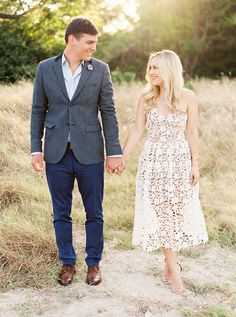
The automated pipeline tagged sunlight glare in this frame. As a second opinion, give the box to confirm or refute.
[103,0,139,34]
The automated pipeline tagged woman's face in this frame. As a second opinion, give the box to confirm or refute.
[149,57,163,86]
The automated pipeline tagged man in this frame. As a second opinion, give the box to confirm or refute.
[30,17,124,286]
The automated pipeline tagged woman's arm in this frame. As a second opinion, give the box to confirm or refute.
[122,96,146,161]
[185,90,200,185]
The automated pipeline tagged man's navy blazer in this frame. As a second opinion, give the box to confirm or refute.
[30,53,122,164]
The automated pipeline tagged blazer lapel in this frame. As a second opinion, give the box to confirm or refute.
[53,54,70,101]
[71,61,92,102]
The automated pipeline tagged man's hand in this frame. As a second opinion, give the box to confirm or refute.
[31,154,44,172]
[106,157,125,174]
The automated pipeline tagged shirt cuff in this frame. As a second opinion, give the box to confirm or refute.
[107,155,123,158]
[31,152,42,156]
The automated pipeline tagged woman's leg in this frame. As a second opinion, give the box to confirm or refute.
[161,248,171,283]
[163,248,183,294]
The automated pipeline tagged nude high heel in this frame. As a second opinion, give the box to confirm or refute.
[170,263,183,294]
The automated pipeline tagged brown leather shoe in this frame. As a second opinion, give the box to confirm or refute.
[86,265,102,286]
[58,265,76,286]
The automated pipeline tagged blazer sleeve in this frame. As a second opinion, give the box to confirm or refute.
[98,64,122,156]
[30,62,48,154]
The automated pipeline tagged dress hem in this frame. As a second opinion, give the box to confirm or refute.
[132,239,208,253]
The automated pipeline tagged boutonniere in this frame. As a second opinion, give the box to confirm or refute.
[87,63,93,71]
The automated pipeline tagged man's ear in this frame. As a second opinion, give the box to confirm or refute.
[68,34,75,45]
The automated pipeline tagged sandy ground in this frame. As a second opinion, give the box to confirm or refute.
[0,237,235,317]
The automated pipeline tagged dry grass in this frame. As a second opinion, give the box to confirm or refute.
[183,306,232,317]
[0,78,235,290]
[0,220,58,290]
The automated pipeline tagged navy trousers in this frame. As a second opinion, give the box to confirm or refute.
[46,149,104,267]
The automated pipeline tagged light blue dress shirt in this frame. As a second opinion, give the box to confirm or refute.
[62,53,83,101]
[62,53,83,142]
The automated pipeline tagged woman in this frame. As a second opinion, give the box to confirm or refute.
[122,50,208,294]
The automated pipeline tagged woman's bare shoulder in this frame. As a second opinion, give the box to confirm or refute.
[181,87,196,99]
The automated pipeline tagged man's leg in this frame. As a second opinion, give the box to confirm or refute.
[74,157,104,267]
[46,150,76,266]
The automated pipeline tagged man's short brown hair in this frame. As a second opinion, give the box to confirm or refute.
[65,17,100,43]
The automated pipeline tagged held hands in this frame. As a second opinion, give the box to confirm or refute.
[31,154,44,172]
[190,165,199,186]
[106,157,126,175]
[32,155,126,174]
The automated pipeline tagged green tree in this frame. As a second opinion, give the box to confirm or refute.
[0,0,124,82]
[1,0,235,82]
[104,0,236,78]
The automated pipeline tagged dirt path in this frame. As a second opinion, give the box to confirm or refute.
[0,239,235,317]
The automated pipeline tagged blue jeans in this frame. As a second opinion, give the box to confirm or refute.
[46,149,104,267]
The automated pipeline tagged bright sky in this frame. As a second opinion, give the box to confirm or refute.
[102,0,139,33]
[104,0,138,16]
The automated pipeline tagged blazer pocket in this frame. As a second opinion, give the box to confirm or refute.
[44,121,55,128]
[85,124,102,133]
[84,82,98,88]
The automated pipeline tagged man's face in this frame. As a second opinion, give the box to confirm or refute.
[70,33,98,61]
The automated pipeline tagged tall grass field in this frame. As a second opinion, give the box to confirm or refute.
[0,78,235,291]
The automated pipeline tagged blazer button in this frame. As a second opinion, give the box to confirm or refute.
[70,103,73,107]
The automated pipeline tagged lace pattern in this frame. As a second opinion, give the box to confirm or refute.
[132,108,208,251]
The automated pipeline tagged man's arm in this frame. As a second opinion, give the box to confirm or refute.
[99,64,122,157]
[99,64,123,173]
[30,62,48,172]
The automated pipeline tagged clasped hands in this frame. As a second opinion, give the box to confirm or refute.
[32,155,127,175]
[106,157,126,175]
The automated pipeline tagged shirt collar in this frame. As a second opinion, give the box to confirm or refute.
[62,52,84,67]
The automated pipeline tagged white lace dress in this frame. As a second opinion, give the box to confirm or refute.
[132,108,208,251]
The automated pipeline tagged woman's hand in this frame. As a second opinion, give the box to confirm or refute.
[110,156,127,175]
[190,165,199,186]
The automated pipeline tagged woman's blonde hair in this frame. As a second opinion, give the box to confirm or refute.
[143,50,184,113]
